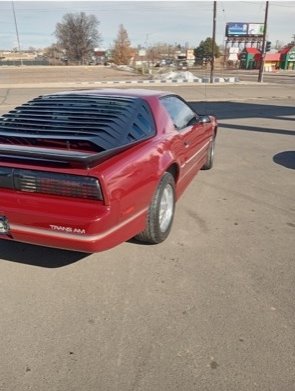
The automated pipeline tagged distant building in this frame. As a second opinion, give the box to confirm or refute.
[0,50,49,66]
[93,48,107,64]
[239,47,260,69]
[260,53,281,71]
[239,46,294,71]
[186,49,195,66]
[279,45,295,70]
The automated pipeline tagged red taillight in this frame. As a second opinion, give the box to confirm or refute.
[14,169,103,200]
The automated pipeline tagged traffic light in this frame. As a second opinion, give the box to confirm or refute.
[265,41,271,52]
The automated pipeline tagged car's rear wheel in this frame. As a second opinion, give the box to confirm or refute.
[136,172,175,244]
[202,138,215,170]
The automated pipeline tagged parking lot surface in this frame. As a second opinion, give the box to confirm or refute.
[0,71,294,391]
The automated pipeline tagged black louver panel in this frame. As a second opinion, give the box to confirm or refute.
[0,94,156,152]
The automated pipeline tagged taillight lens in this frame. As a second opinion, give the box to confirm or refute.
[13,169,103,200]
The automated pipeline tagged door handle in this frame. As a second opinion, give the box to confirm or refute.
[184,141,190,148]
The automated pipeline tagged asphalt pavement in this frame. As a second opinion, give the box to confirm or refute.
[0,71,294,391]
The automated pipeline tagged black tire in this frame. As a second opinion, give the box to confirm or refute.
[202,138,215,170]
[135,172,175,244]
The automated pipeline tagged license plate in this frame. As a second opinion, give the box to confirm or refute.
[0,216,10,234]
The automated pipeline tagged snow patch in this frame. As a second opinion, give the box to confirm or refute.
[157,71,201,81]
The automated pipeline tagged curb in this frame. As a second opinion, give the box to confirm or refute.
[0,77,243,89]
[88,77,240,85]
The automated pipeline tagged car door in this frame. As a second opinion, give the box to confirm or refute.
[160,95,210,180]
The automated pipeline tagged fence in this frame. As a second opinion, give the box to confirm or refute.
[0,59,49,66]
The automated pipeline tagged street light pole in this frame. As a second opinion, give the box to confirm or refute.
[210,1,217,83]
[258,1,269,82]
[11,0,23,66]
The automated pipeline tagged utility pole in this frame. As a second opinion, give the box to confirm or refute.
[210,1,217,83]
[258,1,269,82]
[11,1,23,66]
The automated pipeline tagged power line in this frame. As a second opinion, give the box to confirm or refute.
[270,2,295,7]
[219,1,227,23]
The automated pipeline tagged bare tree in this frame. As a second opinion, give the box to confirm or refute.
[147,42,177,63]
[112,25,133,65]
[55,12,101,64]
[44,43,65,65]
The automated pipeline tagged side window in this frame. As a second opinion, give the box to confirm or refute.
[161,96,197,130]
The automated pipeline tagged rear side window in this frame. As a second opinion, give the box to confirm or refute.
[160,96,196,130]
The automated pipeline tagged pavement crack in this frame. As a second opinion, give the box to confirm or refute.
[0,88,10,106]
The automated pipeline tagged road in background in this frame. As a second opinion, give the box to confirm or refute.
[190,68,295,85]
[1,65,295,86]
[1,81,294,115]
[0,79,294,391]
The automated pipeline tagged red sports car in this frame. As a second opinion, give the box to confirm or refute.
[0,89,217,252]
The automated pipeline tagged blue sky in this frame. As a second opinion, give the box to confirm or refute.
[0,1,294,50]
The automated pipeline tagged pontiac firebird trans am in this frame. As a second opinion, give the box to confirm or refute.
[0,89,217,252]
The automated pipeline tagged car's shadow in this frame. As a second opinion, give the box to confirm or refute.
[0,241,89,268]
[273,151,295,169]
[189,100,295,137]
[189,101,295,170]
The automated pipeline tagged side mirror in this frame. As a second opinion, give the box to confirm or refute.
[199,115,211,124]
[186,115,199,126]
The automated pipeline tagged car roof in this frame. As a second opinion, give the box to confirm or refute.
[49,88,171,99]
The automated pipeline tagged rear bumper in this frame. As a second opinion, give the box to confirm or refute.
[0,209,146,253]
[0,191,147,252]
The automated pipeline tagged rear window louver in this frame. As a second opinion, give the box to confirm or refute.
[0,94,156,152]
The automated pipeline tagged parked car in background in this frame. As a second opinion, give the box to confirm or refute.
[0,89,217,252]
[177,60,188,70]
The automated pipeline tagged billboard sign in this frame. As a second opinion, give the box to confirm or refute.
[226,22,264,37]
[248,23,264,36]
[226,23,248,37]
[228,53,238,61]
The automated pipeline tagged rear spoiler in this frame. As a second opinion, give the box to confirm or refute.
[0,142,144,169]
